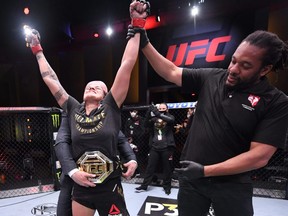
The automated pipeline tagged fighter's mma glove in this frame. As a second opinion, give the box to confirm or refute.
[174,161,204,181]
[126,26,150,49]
[25,29,43,55]
[127,0,150,48]
[130,0,150,28]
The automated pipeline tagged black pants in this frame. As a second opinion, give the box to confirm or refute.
[178,178,254,216]
[57,175,73,216]
[142,148,174,189]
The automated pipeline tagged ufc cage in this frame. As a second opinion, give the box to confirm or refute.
[0,107,61,198]
[120,102,288,200]
[0,104,287,200]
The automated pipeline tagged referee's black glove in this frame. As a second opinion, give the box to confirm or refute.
[174,161,204,181]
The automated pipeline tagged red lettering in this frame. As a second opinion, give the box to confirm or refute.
[206,36,232,62]
[185,39,209,65]
[166,43,188,66]
[165,35,232,66]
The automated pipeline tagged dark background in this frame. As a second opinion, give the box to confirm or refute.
[0,0,288,107]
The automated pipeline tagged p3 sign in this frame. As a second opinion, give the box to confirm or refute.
[138,196,178,216]
[145,202,178,215]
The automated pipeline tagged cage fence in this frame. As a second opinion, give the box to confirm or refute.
[120,102,288,200]
[0,107,61,199]
[0,104,287,200]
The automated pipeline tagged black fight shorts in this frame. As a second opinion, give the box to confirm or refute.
[72,177,130,216]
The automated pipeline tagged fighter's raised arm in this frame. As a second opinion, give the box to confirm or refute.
[127,2,183,86]
[110,0,150,107]
[24,26,69,110]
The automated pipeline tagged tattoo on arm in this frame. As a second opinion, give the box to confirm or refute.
[54,88,65,102]
[36,54,67,106]
[36,54,42,60]
[41,71,50,78]
[41,69,58,81]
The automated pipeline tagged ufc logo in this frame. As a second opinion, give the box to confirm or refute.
[166,35,232,66]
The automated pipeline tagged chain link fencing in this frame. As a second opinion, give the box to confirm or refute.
[0,104,287,201]
[0,107,61,198]
[120,103,288,200]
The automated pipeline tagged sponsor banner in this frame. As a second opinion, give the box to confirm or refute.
[167,101,197,109]
[51,113,60,128]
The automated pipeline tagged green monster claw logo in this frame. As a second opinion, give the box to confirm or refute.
[51,114,60,128]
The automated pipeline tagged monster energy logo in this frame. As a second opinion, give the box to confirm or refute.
[51,114,60,128]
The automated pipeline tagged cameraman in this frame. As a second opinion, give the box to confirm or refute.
[135,103,176,195]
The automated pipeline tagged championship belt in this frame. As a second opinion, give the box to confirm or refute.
[77,151,114,184]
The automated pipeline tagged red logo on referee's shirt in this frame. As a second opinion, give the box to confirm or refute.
[248,95,260,107]
[109,204,121,215]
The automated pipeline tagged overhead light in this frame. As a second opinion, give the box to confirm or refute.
[93,32,99,38]
[191,6,199,17]
[24,7,30,15]
[105,26,113,37]
[156,15,161,22]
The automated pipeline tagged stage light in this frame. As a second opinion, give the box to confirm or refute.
[93,32,99,38]
[191,6,199,16]
[24,7,30,15]
[156,15,161,22]
[105,26,113,37]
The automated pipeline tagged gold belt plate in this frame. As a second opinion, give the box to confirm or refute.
[77,151,114,184]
